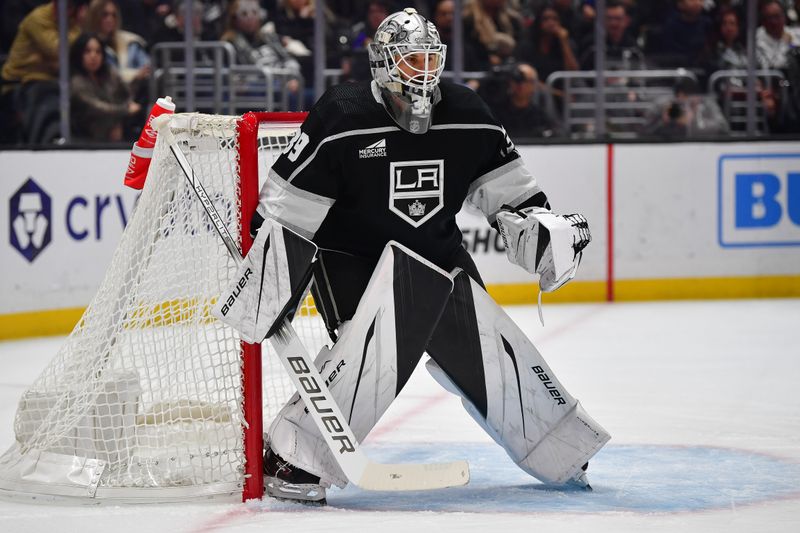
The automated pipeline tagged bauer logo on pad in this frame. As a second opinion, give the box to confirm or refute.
[389,159,444,227]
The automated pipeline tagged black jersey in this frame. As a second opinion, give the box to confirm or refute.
[258,80,547,269]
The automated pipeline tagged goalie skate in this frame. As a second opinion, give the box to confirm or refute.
[264,447,327,505]
[565,463,592,491]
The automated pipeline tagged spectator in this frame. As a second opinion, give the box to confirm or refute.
[87,0,151,90]
[350,0,391,50]
[274,0,338,57]
[657,0,712,71]
[711,6,747,71]
[708,6,749,120]
[69,32,141,141]
[221,0,300,73]
[789,0,800,26]
[324,0,364,22]
[572,0,640,33]
[462,0,524,71]
[641,77,729,138]
[756,0,800,70]
[575,0,595,22]
[273,0,340,91]
[2,0,89,89]
[776,46,800,131]
[327,0,441,21]
[746,42,800,134]
[492,62,562,139]
[637,0,675,56]
[517,4,579,83]
[578,0,644,70]
[433,0,455,68]
[760,83,799,133]
[151,0,215,44]
[346,0,392,81]
[117,0,171,45]
[552,0,593,45]
[706,0,746,23]
[1,0,50,55]
[1,0,90,143]
[221,0,302,101]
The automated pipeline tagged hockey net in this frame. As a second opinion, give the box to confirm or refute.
[0,112,330,502]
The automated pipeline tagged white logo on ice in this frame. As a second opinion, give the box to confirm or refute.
[358,138,387,159]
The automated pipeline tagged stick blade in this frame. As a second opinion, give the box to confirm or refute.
[357,460,470,491]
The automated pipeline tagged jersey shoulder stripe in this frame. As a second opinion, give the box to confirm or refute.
[429,123,505,133]
[314,82,392,135]
[435,81,502,127]
[286,125,401,183]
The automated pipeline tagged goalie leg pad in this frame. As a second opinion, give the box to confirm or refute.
[212,218,318,343]
[426,270,610,484]
[268,242,454,488]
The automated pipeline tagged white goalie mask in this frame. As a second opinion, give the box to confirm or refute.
[368,8,447,134]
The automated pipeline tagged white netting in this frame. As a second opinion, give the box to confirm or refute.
[0,113,329,501]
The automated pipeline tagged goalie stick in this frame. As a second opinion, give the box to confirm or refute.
[156,116,470,492]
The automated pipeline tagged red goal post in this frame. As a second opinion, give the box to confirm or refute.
[238,111,309,501]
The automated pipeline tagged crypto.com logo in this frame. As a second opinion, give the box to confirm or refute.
[9,178,52,262]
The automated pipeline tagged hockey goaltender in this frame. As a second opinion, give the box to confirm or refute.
[218,7,610,505]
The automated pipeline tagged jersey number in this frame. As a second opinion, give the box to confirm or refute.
[282,131,310,162]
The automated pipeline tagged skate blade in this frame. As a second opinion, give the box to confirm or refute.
[265,477,327,505]
[565,471,593,491]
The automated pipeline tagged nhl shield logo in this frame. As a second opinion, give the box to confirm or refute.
[389,159,444,227]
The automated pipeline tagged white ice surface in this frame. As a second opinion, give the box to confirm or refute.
[0,299,798,532]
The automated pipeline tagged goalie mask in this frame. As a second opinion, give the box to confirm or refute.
[369,8,446,134]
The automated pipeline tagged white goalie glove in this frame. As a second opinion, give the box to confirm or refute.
[495,205,591,292]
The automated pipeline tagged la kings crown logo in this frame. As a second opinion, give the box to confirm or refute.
[389,159,444,227]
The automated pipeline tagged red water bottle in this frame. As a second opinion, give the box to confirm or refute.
[124,96,176,190]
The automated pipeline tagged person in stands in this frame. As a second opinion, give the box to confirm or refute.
[69,32,142,141]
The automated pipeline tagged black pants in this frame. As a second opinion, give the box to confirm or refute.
[310,245,491,419]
